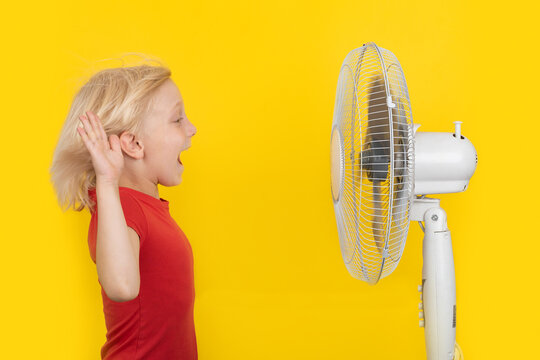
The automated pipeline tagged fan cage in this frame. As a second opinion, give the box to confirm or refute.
[331,42,415,284]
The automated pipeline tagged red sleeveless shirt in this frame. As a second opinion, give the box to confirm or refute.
[87,186,197,359]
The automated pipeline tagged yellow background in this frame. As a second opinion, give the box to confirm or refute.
[1,0,538,358]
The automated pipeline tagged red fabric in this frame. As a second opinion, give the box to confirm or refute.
[87,186,197,360]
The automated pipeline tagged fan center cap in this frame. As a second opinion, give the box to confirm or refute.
[331,126,343,202]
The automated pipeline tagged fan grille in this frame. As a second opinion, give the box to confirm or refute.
[331,43,415,284]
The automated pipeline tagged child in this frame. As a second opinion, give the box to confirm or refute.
[49,64,198,359]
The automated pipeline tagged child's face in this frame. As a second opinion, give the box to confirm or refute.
[140,79,197,186]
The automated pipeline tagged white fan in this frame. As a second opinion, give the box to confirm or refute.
[330,42,477,360]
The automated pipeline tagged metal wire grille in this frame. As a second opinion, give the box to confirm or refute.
[331,42,415,284]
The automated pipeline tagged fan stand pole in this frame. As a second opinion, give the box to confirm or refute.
[413,198,457,360]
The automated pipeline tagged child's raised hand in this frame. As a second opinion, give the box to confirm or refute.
[77,111,125,185]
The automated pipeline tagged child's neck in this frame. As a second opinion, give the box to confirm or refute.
[118,177,160,200]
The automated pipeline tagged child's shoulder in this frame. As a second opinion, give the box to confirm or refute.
[88,186,147,221]
[88,186,144,207]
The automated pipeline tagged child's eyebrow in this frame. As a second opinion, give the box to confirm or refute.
[171,101,183,112]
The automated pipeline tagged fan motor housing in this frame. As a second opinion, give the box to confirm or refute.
[414,129,477,195]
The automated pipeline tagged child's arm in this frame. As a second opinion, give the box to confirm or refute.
[95,180,140,302]
[78,111,139,302]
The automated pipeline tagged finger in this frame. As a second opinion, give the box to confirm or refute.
[77,124,93,148]
[94,112,108,140]
[79,115,97,142]
[79,116,95,141]
[86,111,102,141]
[89,110,106,141]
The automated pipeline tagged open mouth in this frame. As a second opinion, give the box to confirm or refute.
[177,146,191,166]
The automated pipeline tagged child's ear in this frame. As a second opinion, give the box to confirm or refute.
[119,131,144,160]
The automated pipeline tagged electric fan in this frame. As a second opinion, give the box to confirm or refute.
[330,42,477,360]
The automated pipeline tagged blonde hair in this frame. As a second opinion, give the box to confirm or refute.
[50,56,172,213]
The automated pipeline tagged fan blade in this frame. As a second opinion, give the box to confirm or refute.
[372,179,385,254]
[366,76,391,254]
[366,75,390,174]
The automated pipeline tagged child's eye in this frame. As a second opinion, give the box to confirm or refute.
[176,118,182,123]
